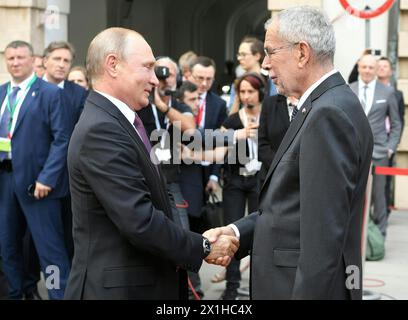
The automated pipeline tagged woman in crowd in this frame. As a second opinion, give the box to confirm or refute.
[228,37,276,112]
[182,73,265,300]
[68,65,90,90]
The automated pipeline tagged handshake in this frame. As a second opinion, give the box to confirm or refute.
[202,226,239,267]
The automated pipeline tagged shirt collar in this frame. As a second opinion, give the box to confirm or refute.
[200,91,207,101]
[11,72,36,91]
[95,90,136,126]
[43,74,65,88]
[358,78,376,91]
[297,69,338,110]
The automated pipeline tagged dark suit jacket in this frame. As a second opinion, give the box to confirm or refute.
[395,89,405,137]
[65,91,203,300]
[180,91,227,217]
[0,77,69,198]
[62,80,88,134]
[235,73,374,299]
[258,94,290,184]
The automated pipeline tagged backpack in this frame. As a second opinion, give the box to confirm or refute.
[365,218,385,261]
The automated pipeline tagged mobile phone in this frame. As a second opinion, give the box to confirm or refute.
[368,49,381,56]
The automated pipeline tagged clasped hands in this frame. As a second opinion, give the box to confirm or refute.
[202,226,239,267]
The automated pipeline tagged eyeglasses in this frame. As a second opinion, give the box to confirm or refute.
[191,74,214,84]
[236,52,253,59]
[264,42,299,58]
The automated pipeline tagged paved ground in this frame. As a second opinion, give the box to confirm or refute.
[363,210,408,300]
[199,209,408,300]
[37,210,408,300]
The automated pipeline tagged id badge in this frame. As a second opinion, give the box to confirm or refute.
[245,159,262,172]
[155,148,172,162]
[0,137,11,153]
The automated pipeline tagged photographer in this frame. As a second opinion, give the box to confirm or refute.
[137,56,196,231]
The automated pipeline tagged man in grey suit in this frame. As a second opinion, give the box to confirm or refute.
[206,6,373,299]
[350,54,401,237]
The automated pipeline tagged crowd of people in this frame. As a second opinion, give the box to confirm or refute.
[0,5,404,300]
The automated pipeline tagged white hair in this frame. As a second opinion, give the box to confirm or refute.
[156,56,179,74]
[266,6,336,64]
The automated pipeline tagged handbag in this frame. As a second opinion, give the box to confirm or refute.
[366,217,385,261]
[201,192,224,229]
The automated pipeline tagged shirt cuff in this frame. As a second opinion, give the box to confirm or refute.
[209,175,219,183]
[229,224,240,240]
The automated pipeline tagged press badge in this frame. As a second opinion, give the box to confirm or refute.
[245,159,262,173]
[0,137,11,153]
[155,148,172,162]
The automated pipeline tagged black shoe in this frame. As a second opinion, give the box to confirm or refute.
[24,289,42,300]
[220,288,238,300]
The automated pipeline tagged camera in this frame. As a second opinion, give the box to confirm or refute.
[155,66,170,80]
[367,49,381,56]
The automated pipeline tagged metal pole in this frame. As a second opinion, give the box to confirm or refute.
[365,6,371,49]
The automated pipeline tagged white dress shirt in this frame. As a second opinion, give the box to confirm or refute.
[0,73,37,138]
[358,78,376,115]
[94,90,144,140]
[43,75,65,89]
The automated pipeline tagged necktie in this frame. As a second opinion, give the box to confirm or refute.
[195,96,205,126]
[0,86,20,138]
[0,86,20,161]
[360,85,368,113]
[290,104,298,122]
[133,113,152,153]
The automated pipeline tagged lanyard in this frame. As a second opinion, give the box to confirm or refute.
[5,75,37,136]
[240,108,260,160]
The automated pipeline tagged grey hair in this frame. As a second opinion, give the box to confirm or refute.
[266,6,335,64]
[86,27,139,82]
[156,56,180,74]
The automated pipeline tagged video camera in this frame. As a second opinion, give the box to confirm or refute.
[155,66,170,80]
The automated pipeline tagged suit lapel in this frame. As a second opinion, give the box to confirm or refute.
[0,85,7,109]
[260,72,346,195]
[204,93,214,128]
[13,77,41,135]
[260,96,312,194]
[87,92,172,216]
[368,81,381,117]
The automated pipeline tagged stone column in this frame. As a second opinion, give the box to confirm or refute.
[0,0,47,83]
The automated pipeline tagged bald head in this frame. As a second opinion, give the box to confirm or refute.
[86,27,159,110]
[358,54,378,84]
[86,27,144,83]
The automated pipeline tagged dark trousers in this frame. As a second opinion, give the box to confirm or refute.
[372,157,389,237]
[0,171,70,299]
[22,230,41,295]
[0,257,9,299]
[223,173,259,290]
[61,195,74,262]
[385,154,395,214]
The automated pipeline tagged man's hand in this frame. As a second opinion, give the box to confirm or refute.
[204,235,239,267]
[388,149,394,159]
[153,88,169,113]
[34,182,52,200]
[203,226,238,266]
[206,180,219,193]
[203,226,236,242]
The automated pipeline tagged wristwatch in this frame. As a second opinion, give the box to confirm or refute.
[202,237,212,258]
